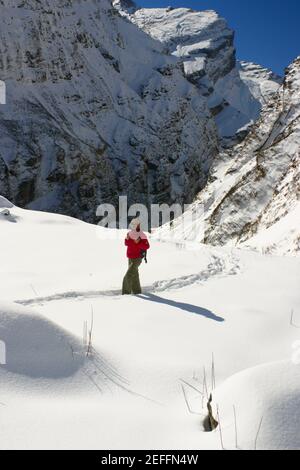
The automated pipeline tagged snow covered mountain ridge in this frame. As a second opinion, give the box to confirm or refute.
[157,57,300,256]
[114,0,282,143]
[0,0,281,223]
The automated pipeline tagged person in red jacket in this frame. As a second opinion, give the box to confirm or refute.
[122,218,150,295]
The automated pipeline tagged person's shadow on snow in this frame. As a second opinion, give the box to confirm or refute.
[138,293,224,322]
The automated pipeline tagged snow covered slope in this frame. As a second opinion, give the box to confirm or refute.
[213,60,282,144]
[238,61,283,107]
[0,196,300,449]
[0,302,85,378]
[0,0,218,221]
[156,57,300,256]
[114,1,281,141]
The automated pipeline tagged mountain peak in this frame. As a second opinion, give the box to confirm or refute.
[116,3,281,142]
[112,0,137,13]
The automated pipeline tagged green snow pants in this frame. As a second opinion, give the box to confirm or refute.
[122,258,143,295]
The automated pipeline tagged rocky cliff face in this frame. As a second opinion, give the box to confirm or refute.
[0,0,218,221]
[114,1,281,143]
[157,58,300,256]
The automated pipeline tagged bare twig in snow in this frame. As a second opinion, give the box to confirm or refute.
[254,416,264,450]
[180,384,202,416]
[203,366,208,401]
[83,320,88,347]
[211,353,216,390]
[30,283,38,297]
[181,384,193,414]
[86,305,94,357]
[217,405,225,450]
[202,366,209,409]
[180,379,203,396]
[290,309,300,329]
[83,370,103,394]
[233,405,238,449]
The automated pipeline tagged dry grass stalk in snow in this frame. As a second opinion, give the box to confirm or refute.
[254,416,264,450]
[217,405,225,450]
[290,309,300,328]
[211,353,216,390]
[180,380,203,416]
[30,284,38,297]
[233,405,238,449]
[83,306,94,357]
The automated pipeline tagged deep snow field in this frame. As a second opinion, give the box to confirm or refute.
[0,196,300,450]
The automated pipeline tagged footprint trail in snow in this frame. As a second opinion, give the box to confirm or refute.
[16,253,240,306]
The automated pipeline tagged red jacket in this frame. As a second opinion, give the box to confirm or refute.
[125,233,150,259]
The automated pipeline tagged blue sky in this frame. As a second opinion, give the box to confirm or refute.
[137,0,300,75]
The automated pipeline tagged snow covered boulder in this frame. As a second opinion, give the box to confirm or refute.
[212,360,300,450]
[0,303,85,378]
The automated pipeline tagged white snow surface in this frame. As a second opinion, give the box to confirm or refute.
[0,197,300,449]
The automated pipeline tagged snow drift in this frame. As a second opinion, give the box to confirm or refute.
[213,360,300,450]
[0,302,84,378]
